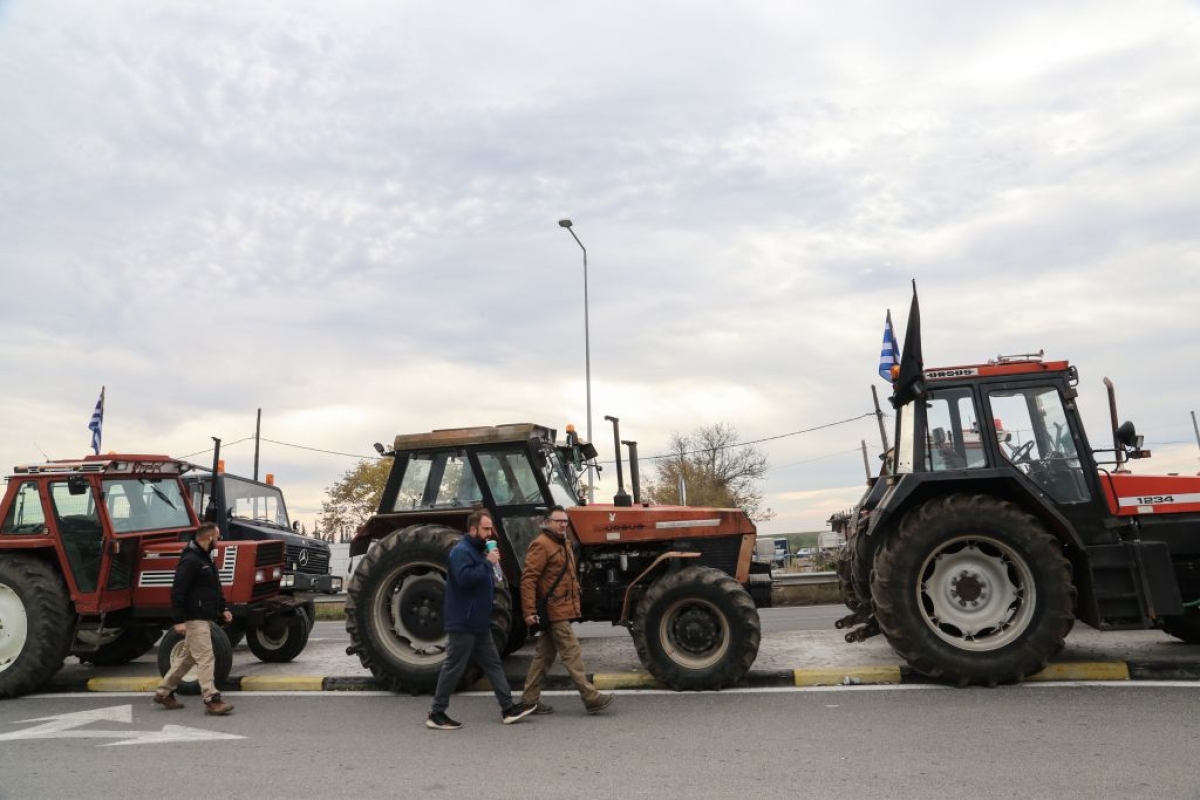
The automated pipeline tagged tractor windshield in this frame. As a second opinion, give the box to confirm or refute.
[105,478,193,533]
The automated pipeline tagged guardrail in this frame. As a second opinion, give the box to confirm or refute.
[773,571,838,586]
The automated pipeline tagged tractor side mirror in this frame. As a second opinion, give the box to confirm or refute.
[67,475,89,495]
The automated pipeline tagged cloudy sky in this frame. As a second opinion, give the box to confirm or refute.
[2,1,1198,536]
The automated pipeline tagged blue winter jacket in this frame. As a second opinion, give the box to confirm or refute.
[443,534,496,634]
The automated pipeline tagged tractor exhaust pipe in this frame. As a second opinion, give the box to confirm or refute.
[622,439,641,505]
[1103,377,1125,469]
[605,416,632,507]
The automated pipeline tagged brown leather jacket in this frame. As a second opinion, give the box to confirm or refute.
[520,529,580,623]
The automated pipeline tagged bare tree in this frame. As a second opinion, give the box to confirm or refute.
[643,423,774,522]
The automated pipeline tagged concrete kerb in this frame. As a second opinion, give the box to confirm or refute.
[66,659,1200,696]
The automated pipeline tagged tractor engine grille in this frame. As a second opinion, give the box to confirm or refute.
[678,535,743,577]
[285,542,331,575]
[255,541,285,568]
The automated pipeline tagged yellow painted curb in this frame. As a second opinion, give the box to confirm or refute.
[240,676,326,691]
[794,666,902,686]
[88,677,162,692]
[593,672,661,690]
[1026,662,1130,682]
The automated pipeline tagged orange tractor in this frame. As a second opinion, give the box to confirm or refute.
[346,419,767,691]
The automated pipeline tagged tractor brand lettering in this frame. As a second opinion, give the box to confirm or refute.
[926,368,979,380]
[654,519,721,529]
[601,523,646,533]
[1118,493,1200,507]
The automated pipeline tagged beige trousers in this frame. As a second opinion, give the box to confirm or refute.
[521,621,602,706]
[157,620,218,700]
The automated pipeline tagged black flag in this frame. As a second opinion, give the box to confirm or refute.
[891,281,925,408]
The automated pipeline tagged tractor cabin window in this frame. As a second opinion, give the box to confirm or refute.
[392,451,482,511]
[2,482,46,535]
[923,388,987,472]
[987,386,1090,504]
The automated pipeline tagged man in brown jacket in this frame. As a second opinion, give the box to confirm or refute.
[519,506,613,715]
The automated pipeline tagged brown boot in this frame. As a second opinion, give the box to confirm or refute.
[203,694,235,716]
[152,690,184,710]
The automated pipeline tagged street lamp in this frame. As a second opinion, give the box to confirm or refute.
[558,218,594,503]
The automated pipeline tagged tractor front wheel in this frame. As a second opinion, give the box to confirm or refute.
[632,565,761,690]
[156,622,233,696]
[76,627,162,666]
[0,556,73,697]
[871,494,1075,686]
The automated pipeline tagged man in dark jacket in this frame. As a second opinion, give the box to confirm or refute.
[151,522,234,715]
[427,509,535,730]
[519,505,612,715]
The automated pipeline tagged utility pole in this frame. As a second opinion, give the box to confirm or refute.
[253,408,262,481]
[860,440,871,483]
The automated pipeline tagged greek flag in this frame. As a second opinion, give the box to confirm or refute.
[879,311,899,381]
[88,387,105,454]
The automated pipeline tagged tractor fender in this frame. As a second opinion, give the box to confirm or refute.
[618,551,701,625]
[867,471,1088,551]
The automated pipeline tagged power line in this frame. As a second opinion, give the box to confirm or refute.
[260,437,381,460]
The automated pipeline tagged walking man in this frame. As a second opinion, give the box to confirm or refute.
[427,509,536,730]
[520,506,613,715]
[151,521,234,715]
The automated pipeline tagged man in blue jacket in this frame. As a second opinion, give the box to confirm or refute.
[427,509,535,730]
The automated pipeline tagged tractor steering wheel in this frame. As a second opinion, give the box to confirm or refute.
[1008,440,1036,465]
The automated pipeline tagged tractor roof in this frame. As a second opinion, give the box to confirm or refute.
[393,423,557,452]
[924,358,1070,384]
[12,454,191,477]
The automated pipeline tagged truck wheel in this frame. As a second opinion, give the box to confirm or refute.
[871,494,1075,686]
[0,556,73,698]
[156,622,233,696]
[246,608,310,663]
[76,627,162,666]
[345,524,511,693]
[1161,610,1200,644]
[632,565,761,690]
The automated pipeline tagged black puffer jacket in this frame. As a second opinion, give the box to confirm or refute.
[170,539,228,623]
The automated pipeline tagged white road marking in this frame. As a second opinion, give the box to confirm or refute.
[0,704,245,746]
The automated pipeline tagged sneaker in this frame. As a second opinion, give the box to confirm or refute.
[152,691,184,711]
[203,694,235,716]
[531,702,555,715]
[426,711,463,731]
[585,693,614,715]
[501,702,537,725]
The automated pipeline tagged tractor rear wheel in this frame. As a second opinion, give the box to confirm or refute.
[632,565,761,690]
[345,525,511,693]
[156,622,233,696]
[1161,610,1200,644]
[76,627,162,666]
[871,494,1075,686]
[246,607,310,663]
[0,555,73,697]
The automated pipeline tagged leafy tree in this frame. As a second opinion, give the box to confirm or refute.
[320,458,392,535]
[642,423,774,522]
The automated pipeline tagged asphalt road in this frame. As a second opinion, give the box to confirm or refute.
[307,603,847,644]
[2,684,1198,799]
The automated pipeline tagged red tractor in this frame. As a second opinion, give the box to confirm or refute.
[840,347,1200,685]
[0,454,311,698]
[346,419,767,692]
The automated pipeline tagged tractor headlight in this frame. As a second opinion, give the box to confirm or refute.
[254,569,266,583]
[272,567,282,580]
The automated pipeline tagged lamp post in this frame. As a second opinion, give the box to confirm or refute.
[558,218,594,503]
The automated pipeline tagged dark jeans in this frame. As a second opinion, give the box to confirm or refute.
[431,631,512,715]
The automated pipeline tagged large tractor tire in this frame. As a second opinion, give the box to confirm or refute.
[632,565,761,691]
[221,621,246,649]
[345,525,512,693]
[0,555,74,698]
[75,627,162,667]
[246,607,310,663]
[1161,610,1200,644]
[156,622,233,696]
[871,494,1075,686]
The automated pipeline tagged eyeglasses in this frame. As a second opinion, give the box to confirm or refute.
[550,519,569,525]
